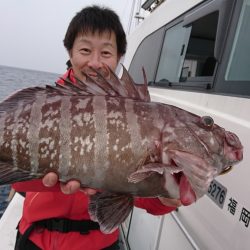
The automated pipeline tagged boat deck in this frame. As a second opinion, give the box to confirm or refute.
[0,193,24,249]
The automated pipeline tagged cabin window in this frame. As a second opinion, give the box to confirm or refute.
[155,22,191,85]
[154,11,219,88]
[128,27,165,84]
[181,12,218,80]
[225,0,250,81]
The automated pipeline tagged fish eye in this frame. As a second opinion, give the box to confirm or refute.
[200,116,214,129]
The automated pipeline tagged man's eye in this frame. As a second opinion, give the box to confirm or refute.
[102,51,111,57]
[80,48,91,54]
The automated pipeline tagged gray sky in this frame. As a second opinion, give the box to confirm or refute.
[0,0,135,74]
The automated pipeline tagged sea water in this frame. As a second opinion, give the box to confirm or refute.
[0,64,60,101]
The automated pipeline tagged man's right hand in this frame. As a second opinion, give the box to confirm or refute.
[42,172,97,195]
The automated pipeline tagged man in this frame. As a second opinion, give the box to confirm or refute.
[13,6,181,250]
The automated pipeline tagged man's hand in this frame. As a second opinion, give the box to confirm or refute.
[42,172,97,195]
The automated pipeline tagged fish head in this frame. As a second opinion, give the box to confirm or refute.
[188,115,243,172]
[161,107,243,204]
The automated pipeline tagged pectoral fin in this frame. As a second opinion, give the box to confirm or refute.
[128,163,167,183]
[88,192,133,234]
[128,162,181,184]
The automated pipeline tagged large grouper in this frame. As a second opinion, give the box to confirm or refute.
[0,66,243,233]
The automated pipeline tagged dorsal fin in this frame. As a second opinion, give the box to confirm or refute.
[75,74,109,95]
[120,65,141,100]
[57,77,93,95]
[135,67,150,102]
[82,67,119,96]
[58,65,151,102]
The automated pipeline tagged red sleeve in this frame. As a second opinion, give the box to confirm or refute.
[12,179,61,192]
[56,69,76,85]
[134,197,176,215]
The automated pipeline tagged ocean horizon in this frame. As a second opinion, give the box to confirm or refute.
[0,64,61,75]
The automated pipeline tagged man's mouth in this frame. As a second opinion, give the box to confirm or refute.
[82,66,110,80]
[86,72,98,77]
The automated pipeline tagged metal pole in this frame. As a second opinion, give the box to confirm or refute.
[171,211,200,250]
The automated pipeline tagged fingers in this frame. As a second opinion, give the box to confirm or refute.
[159,197,182,207]
[80,188,97,195]
[42,172,58,187]
[60,181,97,195]
[42,172,96,195]
[60,180,81,194]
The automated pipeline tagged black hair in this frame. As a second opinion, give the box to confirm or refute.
[63,5,127,56]
[66,59,72,69]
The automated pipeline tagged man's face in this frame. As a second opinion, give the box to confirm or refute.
[69,30,120,81]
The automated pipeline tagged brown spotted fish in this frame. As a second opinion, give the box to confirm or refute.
[0,66,243,233]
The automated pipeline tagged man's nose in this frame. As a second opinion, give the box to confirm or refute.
[87,53,102,69]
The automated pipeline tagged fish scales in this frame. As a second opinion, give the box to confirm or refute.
[92,96,109,185]
[69,96,95,182]
[105,97,132,191]
[1,107,20,165]
[39,95,61,174]
[124,98,142,163]
[33,93,54,174]
[162,110,205,156]
[103,98,166,193]
[0,93,165,194]
[67,96,167,193]
[0,66,243,233]
[58,95,72,176]
[18,103,32,170]
[0,94,239,192]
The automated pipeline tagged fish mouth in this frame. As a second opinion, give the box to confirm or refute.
[223,131,243,163]
[223,140,243,163]
[164,168,197,206]
[166,150,218,205]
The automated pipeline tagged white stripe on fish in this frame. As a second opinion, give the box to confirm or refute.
[28,92,47,173]
[58,95,72,176]
[93,96,109,183]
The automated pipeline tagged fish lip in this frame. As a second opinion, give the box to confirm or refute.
[223,137,243,163]
[223,131,243,163]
